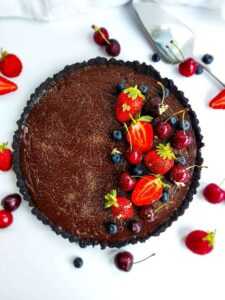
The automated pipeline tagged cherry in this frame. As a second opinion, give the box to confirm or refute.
[119,172,136,192]
[125,149,143,165]
[114,251,133,272]
[155,121,173,140]
[0,209,13,228]
[92,25,109,46]
[1,193,22,211]
[178,58,197,77]
[173,130,192,150]
[203,183,225,204]
[105,39,121,57]
[170,164,190,184]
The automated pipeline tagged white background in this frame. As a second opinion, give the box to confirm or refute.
[0,3,225,300]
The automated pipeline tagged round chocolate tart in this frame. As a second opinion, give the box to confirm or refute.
[13,57,203,248]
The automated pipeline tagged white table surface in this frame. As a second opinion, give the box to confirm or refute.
[1,4,225,300]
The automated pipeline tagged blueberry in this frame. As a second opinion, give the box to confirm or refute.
[176,156,187,165]
[152,53,161,62]
[161,191,169,203]
[73,257,83,268]
[128,221,142,234]
[202,54,214,65]
[112,130,123,141]
[195,64,204,75]
[152,118,160,127]
[116,81,126,93]
[111,153,122,164]
[139,84,149,95]
[179,120,191,131]
[158,88,170,98]
[106,222,118,235]
[131,164,147,177]
[169,116,178,127]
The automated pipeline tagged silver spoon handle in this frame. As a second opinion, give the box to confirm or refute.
[197,61,225,88]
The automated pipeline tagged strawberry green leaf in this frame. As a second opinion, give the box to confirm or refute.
[104,190,118,208]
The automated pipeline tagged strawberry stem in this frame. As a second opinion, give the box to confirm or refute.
[134,253,156,264]
[0,142,8,152]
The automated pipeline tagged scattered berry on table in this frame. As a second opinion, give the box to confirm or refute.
[92,25,109,46]
[0,50,23,77]
[178,58,197,77]
[203,183,225,204]
[125,148,143,165]
[0,210,13,229]
[209,88,225,109]
[151,53,161,62]
[0,76,17,95]
[195,64,204,75]
[0,143,13,171]
[105,39,121,57]
[114,251,134,272]
[1,194,22,211]
[73,257,84,268]
[202,54,214,65]
[112,130,123,141]
[105,222,118,235]
[185,230,215,255]
[119,172,136,192]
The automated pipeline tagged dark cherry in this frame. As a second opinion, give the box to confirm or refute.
[114,251,134,272]
[170,164,190,184]
[203,183,225,204]
[173,130,192,150]
[105,39,121,57]
[125,149,143,165]
[73,257,83,268]
[155,121,173,140]
[0,210,13,229]
[1,193,22,211]
[119,172,136,192]
[92,25,109,46]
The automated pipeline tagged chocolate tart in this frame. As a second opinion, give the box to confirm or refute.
[13,57,204,248]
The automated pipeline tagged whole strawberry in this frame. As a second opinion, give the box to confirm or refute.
[144,143,176,175]
[0,50,23,78]
[185,230,215,255]
[115,86,145,123]
[104,190,134,220]
[0,143,13,171]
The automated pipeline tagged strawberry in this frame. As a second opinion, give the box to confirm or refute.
[104,190,134,220]
[0,50,23,78]
[115,86,145,123]
[0,76,17,95]
[125,116,153,153]
[144,143,176,175]
[185,230,215,255]
[209,88,225,109]
[0,143,13,171]
[131,175,163,206]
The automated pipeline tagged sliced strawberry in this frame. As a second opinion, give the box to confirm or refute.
[0,76,17,95]
[115,86,145,123]
[144,143,176,175]
[131,175,163,206]
[209,88,225,109]
[0,143,13,171]
[104,190,134,220]
[126,116,153,153]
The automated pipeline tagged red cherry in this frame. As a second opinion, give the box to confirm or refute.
[125,149,143,165]
[155,121,173,140]
[0,210,13,229]
[170,164,190,184]
[105,39,121,57]
[178,58,197,77]
[114,251,134,272]
[185,230,215,255]
[173,130,192,150]
[203,183,225,204]
[119,172,136,192]
[92,25,109,46]
[0,53,23,78]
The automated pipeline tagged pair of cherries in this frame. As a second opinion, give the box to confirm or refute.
[0,194,21,228]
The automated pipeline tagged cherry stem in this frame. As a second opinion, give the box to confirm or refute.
[157,82,166,107]
[186,165,208,171]
[91,25,110,45]
[154,204,166,213]
[164,108,189,123]
[134,253,156,264]
[170,40,185,61]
